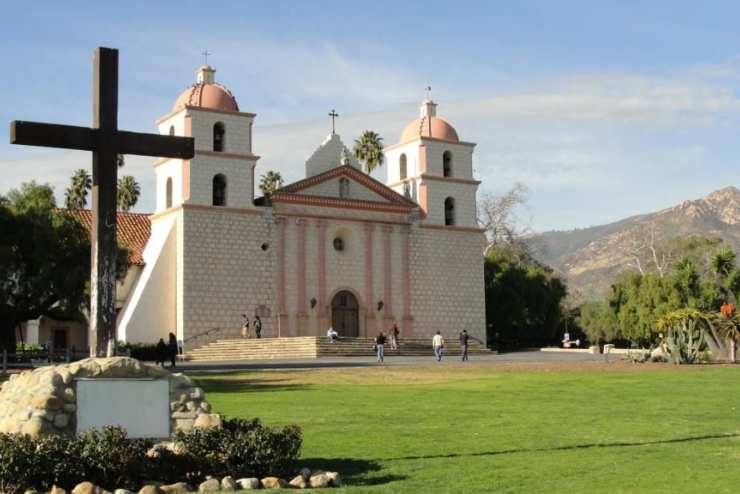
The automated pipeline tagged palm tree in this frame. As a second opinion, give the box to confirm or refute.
[353,131,384,174]
[117,175,141,212]
[712,248,737,279]
[64,168,91,209]
[259,170,284,196]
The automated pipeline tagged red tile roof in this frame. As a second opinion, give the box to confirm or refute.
[61,209,151,266]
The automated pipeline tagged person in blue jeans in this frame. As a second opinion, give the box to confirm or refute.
[375,332,387,363]
[432,331,445,361]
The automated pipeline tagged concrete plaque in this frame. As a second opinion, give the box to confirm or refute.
[76,379,170,438]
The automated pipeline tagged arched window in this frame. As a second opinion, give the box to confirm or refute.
[444,197,456,226]
[168,125,175,136]
[399,153,407,180]
[213,174,227,206]
[443,151,453,177]
[165,177,173,209]
[213,122,225,152]
[339,178,350,199]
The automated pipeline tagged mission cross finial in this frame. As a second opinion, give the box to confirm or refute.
[328,109,339,135]
[202,49,211,65]
[9,47,194,357]
[425,86,432,100]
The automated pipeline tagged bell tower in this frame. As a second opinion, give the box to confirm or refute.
[154,65,259,212]
[384,99,480,227]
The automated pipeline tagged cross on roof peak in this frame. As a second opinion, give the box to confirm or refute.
[202,49,212,66]
[328,109,339,135]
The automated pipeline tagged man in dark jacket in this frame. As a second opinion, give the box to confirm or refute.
[460,330,470,362]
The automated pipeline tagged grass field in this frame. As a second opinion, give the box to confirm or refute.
[192,362,740,493]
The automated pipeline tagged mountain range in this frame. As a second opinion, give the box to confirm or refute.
[530,186,740,298]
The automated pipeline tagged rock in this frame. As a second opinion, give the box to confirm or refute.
[64,403,77,413]
[199,402,211,413]
[174,418,195,433]
[326,472,341,487]
[289,475,307,489]
[171,410,198,420]
[24,489,38,494]
[260,477,287,490]
[53,413,69,428]
[189,387,204,400]
[63,387,76,403]
[31,394,64,410]
[220,476,236,491]
[299,467,312,480]
[170,401,184,413]
[159,483,191,494]
[50,486,68,494]
[72,482,110,494]
[193,413,222,430]
[236,478,260,490]
[114,490,134,494]
[185,401,198,412]
[21,417,45,438]
[309,472,331,489]
[197,479,220,493]
[31,409,56,422]
[138,486,161,494]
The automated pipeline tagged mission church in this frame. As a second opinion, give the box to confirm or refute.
[24,64,487,354]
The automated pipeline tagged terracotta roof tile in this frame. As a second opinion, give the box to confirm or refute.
[61,209,151,266]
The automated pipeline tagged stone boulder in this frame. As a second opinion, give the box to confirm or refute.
[197,479,219,493]
[260,477,287,489]
[236,478,260,490]
[138,486,161,494]
[220,476,236,491]
[72,482,111,494]
[159,482,191,494]
[289,475,307,489]
[309,472,331,489]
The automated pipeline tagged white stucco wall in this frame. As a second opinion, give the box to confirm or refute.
[301,177,388,202]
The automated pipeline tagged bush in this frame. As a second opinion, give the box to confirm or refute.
[174,417,302,479]
[115,341,161,362]
[0,420,302,493]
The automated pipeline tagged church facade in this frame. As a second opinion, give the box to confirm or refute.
[116,64,486,351]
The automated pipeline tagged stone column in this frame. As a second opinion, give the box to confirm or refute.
[401,225,414,336]
[276,217,288,337]
[316,219,328,335]
[296,219,308,335]
[364,223,375,335]
[382,225,394,326]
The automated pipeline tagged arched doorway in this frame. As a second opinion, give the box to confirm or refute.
[331,290,359,337]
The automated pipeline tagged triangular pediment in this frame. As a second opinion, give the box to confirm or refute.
[272,165,417,210]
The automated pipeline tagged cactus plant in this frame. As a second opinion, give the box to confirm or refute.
[655,309,709,364]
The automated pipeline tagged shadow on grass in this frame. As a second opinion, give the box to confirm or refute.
[382,432,740,462]
[300,457,407,486]
[194,377,312,394]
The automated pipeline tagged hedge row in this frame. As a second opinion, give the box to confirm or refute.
[0,418,302,494]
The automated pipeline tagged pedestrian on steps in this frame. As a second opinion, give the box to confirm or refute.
[241,314,250,338]
[254,315,262,338]
[432,331,445,362]
[460,330,470,362]
[375,331,387,363]
[390,324,400,350]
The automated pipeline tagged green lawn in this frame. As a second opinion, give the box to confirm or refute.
[191,362,740,493]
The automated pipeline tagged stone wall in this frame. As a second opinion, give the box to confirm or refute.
[409,226,486,342]
[0,357,219,438]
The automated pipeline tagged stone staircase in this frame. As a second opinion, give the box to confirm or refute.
[185,336,491,362]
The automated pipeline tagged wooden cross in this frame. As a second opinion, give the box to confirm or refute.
[9,47,194,357]
[328,109,339,135]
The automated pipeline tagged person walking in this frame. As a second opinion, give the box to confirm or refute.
[432,331,445,362]
[375,331,387,363]
[167,332,178,368]
[241,314,250,338]
[390,324,400,351]
[460,329,470,362]
[155,338,167,367]
[254,315,262,338]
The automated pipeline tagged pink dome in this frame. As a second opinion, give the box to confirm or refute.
[400,116,459,143]
[173,82,239,113]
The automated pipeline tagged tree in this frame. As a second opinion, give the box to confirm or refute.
[578,301,619,345]
[353,131,384,174]
[0,182,130,351]
[478,183,531,255]
[117,176,141,212]
[485,245,568,347]
[64,169,91,209]
[259,170,284,196]
[711,303,740,362]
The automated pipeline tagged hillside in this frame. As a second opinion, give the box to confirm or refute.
[531,186,740,298]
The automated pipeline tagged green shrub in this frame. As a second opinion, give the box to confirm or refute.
[115,341,161,362]
[174,417,302,479]
[0,420,302,493]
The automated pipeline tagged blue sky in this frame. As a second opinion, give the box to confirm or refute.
[1,1,738,231]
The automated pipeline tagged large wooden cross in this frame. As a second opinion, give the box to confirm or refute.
[9,47,194,357]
